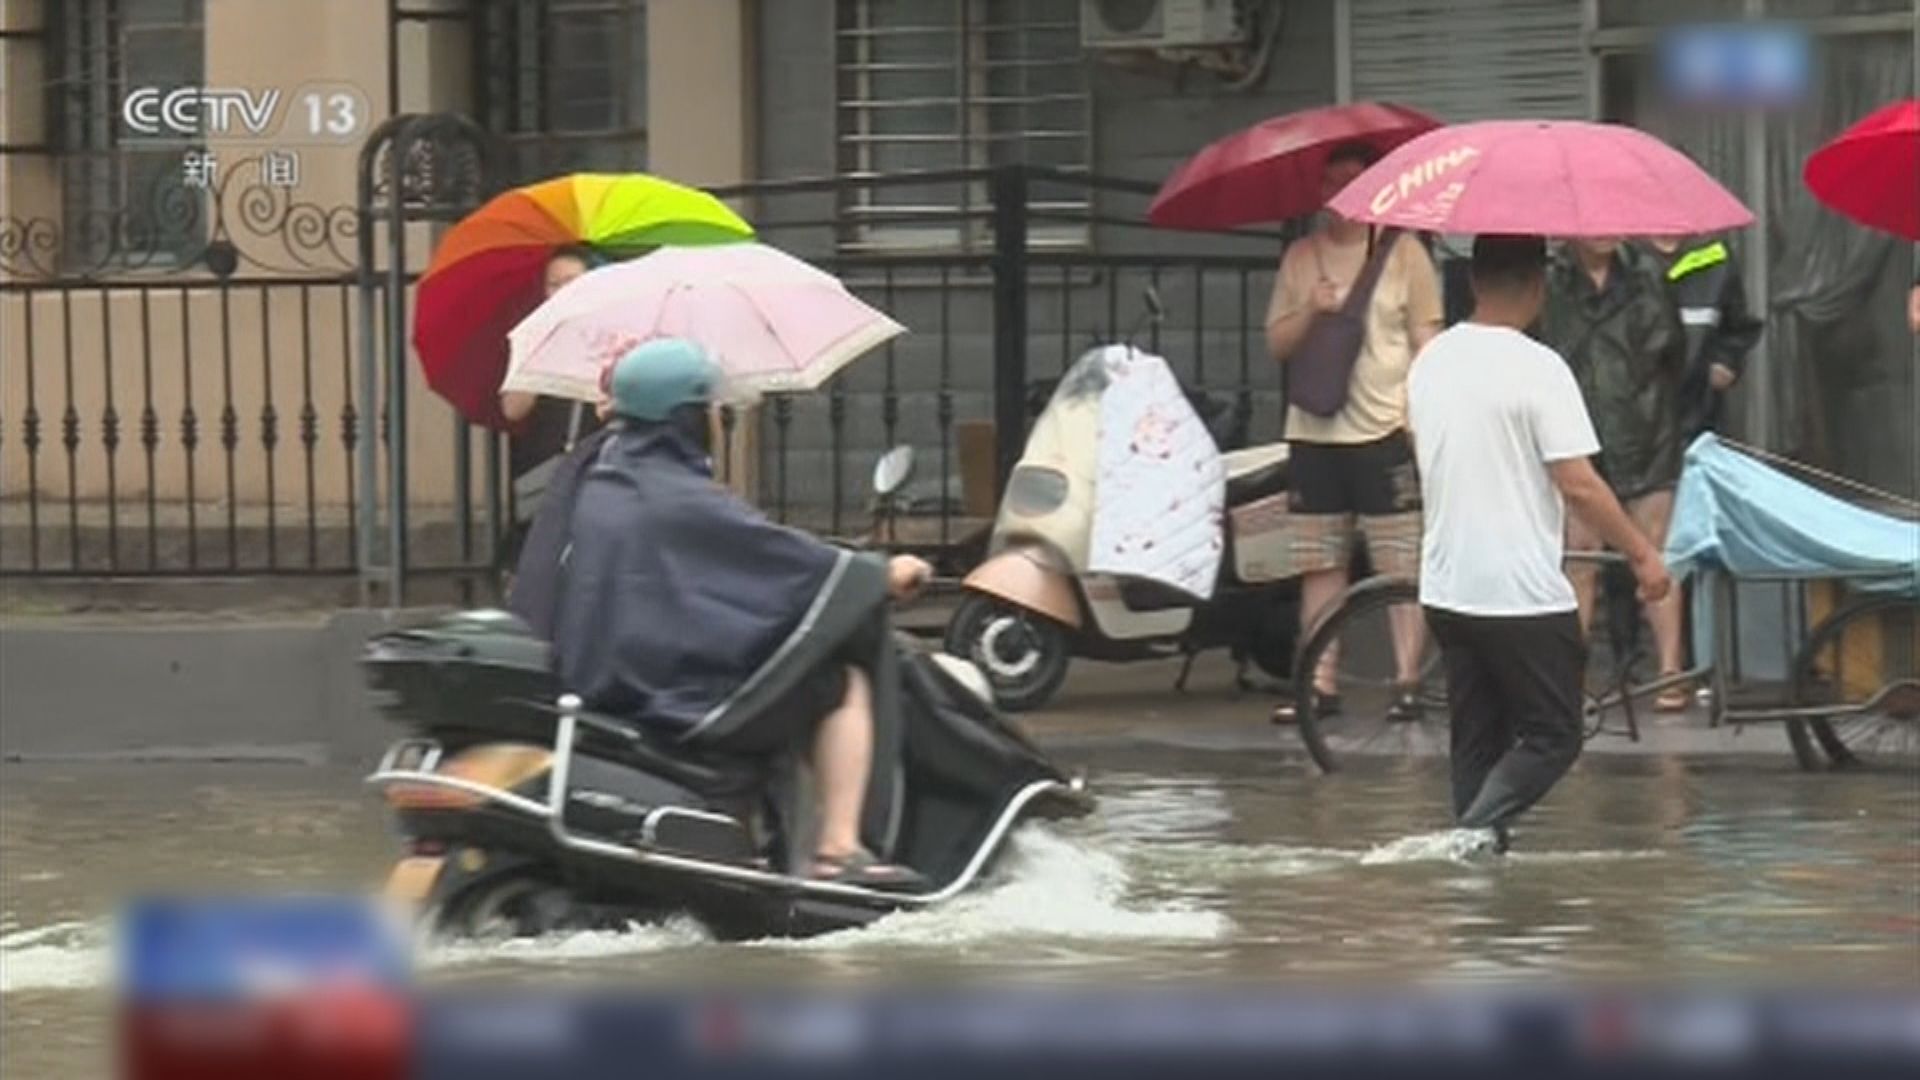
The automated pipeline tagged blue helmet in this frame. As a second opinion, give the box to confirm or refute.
[608,338,720,422]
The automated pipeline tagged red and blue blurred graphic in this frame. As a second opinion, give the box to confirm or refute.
[117,895,412,1080]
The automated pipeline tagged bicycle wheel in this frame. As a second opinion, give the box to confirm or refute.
[1291,577,1448,774]
[1786,594,1920,770]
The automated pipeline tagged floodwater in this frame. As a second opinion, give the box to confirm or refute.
[3,676,1918,1077]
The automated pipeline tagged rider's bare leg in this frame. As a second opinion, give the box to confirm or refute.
[811,665,872,861]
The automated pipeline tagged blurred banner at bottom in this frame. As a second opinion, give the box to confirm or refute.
[118,896,412,1080]
[415,987,1920,1080]
[111,897,1920,1079]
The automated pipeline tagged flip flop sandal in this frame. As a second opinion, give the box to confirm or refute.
[1655,684,1691,713]
[1385,686,1425,724]
[1272,691,1343,725]
[809,849,928,892]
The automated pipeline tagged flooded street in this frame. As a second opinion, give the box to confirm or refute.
[3,663,1916,1077]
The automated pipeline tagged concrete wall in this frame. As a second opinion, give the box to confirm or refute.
[0,609,409,765]
[749,1,1336,518]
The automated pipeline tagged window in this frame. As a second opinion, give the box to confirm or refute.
[474,0,648,183]
[835,0,1092,251]
[47,0,207,269]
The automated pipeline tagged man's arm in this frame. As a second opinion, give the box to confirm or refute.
[1550,456,1672,601]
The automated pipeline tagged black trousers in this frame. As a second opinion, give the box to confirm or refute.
[1424,607,1587,831]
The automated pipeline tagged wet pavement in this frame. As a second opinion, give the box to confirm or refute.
[3,654,1917,1077]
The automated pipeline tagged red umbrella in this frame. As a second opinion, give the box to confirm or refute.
[1803,99,1920,241]
[1325,120,1753,236]
[1147,102,1441,230]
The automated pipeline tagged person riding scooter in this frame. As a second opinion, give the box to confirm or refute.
[550,338,935,888]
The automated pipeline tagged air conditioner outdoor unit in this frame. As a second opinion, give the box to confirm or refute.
[1080,0,1249,50]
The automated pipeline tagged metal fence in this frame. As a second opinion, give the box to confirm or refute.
[711,165,1293,570]
[3,155,1294,587]
[4,276,356,575]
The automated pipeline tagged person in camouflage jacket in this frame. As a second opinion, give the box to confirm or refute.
[1536,237,1690,708]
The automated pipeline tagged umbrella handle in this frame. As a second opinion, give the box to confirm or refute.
[564,401,585,450]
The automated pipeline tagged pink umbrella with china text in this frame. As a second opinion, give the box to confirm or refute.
[502,242,906,404]
[1325,120,1753,236]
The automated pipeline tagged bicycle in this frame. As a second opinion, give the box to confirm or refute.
[1290,563,1918,774]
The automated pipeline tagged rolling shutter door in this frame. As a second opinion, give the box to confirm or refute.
[1350,0,1590,121]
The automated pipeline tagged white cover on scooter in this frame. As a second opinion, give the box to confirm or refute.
[1085,346,1226,600]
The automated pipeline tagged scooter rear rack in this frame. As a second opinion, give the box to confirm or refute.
[366,696,1087,908]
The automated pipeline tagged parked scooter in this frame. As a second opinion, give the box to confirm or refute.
[365,450,1091,941]
[944,293,1302,712]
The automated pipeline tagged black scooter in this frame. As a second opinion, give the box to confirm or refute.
[365,452,1093,941]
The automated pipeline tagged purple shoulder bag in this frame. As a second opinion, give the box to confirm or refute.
[1288,229,1402,418]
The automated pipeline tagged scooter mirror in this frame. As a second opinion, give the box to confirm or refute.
[872,445,916,497]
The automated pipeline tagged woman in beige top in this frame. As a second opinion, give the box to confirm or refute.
[1264,142,1444,724]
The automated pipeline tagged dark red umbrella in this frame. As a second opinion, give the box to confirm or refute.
[1803,99,1920,241]
[1148,102,1441,231]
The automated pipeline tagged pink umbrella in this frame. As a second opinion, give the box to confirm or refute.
[1325,120,1753,236]
[1148,102,1441,230]
[501,242,906,403]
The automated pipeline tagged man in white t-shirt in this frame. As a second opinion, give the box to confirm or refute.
[1406,235,1672,850]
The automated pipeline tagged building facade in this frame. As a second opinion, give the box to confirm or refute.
[3,0,1914,583]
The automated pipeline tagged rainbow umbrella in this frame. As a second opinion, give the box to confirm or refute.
[413,173,754,429]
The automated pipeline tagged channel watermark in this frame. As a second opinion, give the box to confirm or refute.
[120,82,372,144]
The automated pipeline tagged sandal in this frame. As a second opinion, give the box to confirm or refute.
[1272,691,1342,726]
[1655,680,1691,713]
[1384,686,1425,724]
[809,849,928,892]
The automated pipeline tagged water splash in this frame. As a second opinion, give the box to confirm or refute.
[422,917,710,971]
[1359,828,1507,865]
[1356,829,1667,867]
[0,919,113,994]
[768,826,1230,950]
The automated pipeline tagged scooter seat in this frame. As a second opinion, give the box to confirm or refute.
[577,713,768,797]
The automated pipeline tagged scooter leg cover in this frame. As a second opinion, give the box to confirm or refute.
[683,553,907,859]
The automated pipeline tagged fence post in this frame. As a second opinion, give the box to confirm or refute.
[989,164,1029,496]
[383,120,413,608]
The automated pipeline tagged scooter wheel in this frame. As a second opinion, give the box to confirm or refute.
[441,870,585,940]
[945,594,1071,712]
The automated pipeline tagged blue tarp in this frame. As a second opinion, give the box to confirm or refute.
[1665,434,1920,596]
